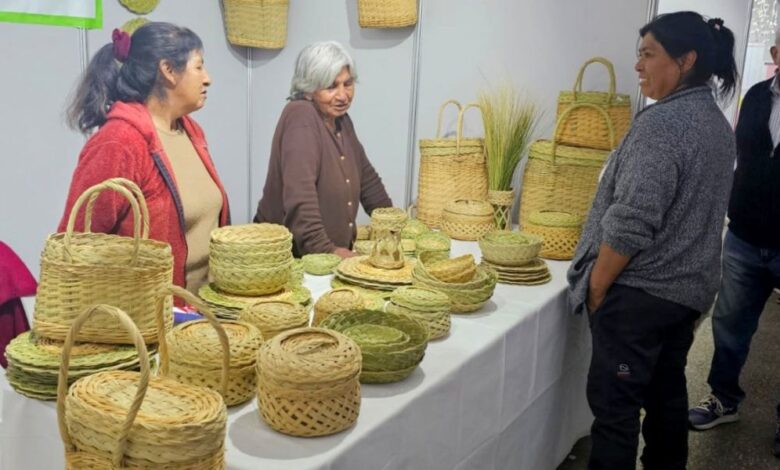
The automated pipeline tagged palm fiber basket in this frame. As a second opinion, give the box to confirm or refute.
[320,309,428,383]
[441,199,495,241]
[240,299,309,340]
[358,0,417,28]
[412,260,498,313]
[35,177,173,344]
[313,288,367,326]
[223,0,288,49]
[524,211,584,260]
[557,57,631,150]
[426,254,477,283]
[414,232,451,263]
[518,103,613,229]
[417,100,488,228]
[164,285,262,406]
[302,253,341,275]
[370,207,408,236]
[57,304,227,469]
[478,230,542,266]
[386,286,451,340]
[256,327,362,437]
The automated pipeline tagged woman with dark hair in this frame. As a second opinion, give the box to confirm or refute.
[567,11,739,469]
[60,22,230,295]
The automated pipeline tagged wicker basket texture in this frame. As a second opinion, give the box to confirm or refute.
[427,254,478,283]
[239,299,309,340]
[358,0,417,28]
[525,211,583,260]
[370,207,408,235]
[441,199,496,241]
[302,253,341,275]
[478,230,543,266]
[313,288,366,326]
[223,0,289,48]
[386,286,451,340]
[412,261,497,313]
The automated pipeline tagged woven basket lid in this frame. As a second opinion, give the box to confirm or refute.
[241,300,308,334]
[391,286,451,311]
[167,320,263,368]
[443,199,492,217]
[528,211,584,227]
[211,223,292,245]
[316,288,365,312]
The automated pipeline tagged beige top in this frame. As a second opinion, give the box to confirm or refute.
[156,125,222,294]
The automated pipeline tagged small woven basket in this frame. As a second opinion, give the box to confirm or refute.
[412,261,498,313]
[487,189,515,231]
[240,299,309,340]
[288,258,304,286]
[414,232,451,263]
[302,253,341,275]
[256,327,362,437]
[358,0,417,28]
[441,199,496,241]
[223,0,289,49]
[57,305,227,469]
[387,286,451,340]
[524,211,584,260]
[370,207,408,236]
[426,254,478,283]
[478,230,542,266]
[313,288,367,326]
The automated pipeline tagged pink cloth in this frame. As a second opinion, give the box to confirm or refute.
[0,242,36,368]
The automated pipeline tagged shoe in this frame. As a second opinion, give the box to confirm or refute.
[688,395,739,430]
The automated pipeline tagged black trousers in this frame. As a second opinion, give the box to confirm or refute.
[587,284,700,470]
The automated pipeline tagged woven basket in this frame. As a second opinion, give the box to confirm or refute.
[401,218,429,240]
[370,207,408,236]
[288,258,304,286]
[412,261,498,313]
[35,178,173,344]
[240,299,309,340]
[518,103,613,229]
[356,224,371,240]
[256,327,361,437]
[414,232,451,263]
[418,100,488,228]
[441,199,495,241]
[427,254,477,283]
[57,305,226,469]
[223,0,288,49]
[320,309,427,383]
[486,189,515,231]
[358,0,417,28]
[525,211,584,260]
[557,57,631,150]
[478,230,542,266]
[313,288,366,326]
[302,253,341,275]
[387,286,451,340]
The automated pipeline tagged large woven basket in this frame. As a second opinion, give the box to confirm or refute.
[518,103,613,229]
[223,0,288,49]
[256,327,362,437]
[478,230,542,266]
[524,211,584,260]
[441,199,495,241]
[240,299,309,340]
[164,285,262,407]
[358,0,417,28]
[417,100,488,228]
[35,178,173,344]
[313,288,367,326]
[57,305,227,469]
[557,57,631,150]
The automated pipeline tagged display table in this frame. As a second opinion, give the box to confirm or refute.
[0,241,593,470]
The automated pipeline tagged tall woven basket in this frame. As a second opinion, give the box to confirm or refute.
[35,178,173,344]
[417,100,488,228]
[223,0,289,49]
[358,0,417,28]
[518,103,614,229]
[557,56,631,150]
[57,304,227,469]
[524,211,584,260]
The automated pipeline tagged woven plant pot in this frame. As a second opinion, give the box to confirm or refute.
[240,299,309,340]
[57,305,227,469]
[313,288,366,326]
[302,253,341,275]
[426,254,477,283]
[223,0,289,49]
[487,189,515,231]
[256,327,361,437]
[320,309,428,383]
[358,0,417,28]
[370,207,408,236]
[441,199,495,241]
[525,211,584,260]
[387,286,451,340]
[35,178,173,344]
[478,230,542,266]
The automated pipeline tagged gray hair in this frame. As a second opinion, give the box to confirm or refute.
[289,41,358,98]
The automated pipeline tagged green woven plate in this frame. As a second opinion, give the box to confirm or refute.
[199,283,309,309]
[390,286,451,312]
[119,0,159,15]
[5,332,141,370]
[302,253,341,275]
[401,219,430,239]
[330,277,393,300]
[119,17,150,35]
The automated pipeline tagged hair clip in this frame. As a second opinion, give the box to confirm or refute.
[112,28,132,62]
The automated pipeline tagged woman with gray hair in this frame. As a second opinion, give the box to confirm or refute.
[254,41,392,258]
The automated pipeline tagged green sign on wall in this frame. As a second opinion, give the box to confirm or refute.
[0,0,102,29]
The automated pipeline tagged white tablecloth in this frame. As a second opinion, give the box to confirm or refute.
[0,241,593,470]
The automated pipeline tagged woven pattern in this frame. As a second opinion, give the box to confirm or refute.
[414,232,451,263]
[256,327,361,437]
[412,261,497,313]
[387,286,451,340]
[401,218,429,240]
[320,310,427,383]
[441,199,495,241]
[223,0,288,49]
[240,299,309,340]
[518,103,612,229]
[417,101,488,228]
[35,178,173,344]
[120,17,150,35]
[302,253,341,275]
[198,283,311,321]
[313,288,366,326]
[356,224,371,240]
[427,254,477,283]
[118,0,158,14]
[487,189,515,231]
[57,305,227,469]
[525,211,583,260]
[480,258,552,285]
[288,258,304,286]
[370,207,408,236]
[478,230,542,266]
[358,0,417,28]
[557,57,631,150]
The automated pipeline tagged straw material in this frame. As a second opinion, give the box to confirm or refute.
[557,57,631,150]
[368,228,405,269]
[480,258,552,285]
[370,207,408,236]
[518,103,612,229]
[478,230,542,266]
[119,0,158,14]
[427,254,477,283]
[417,101,488,228]
[240,300,309,340]
[487,189,515,231]
[120,17,150,35]
[313,288,367,326]
[356,224,371,240]
[358,0,417,28]
[223,0,288,49]
[57,305,227,469]
[441,199,496,241]
[288,258,304,286]
[199,283,311,321]
[35,178,173,344]
[320,309,428,383]
[401,218,430,239]
[302,253,341,275]
[336,256,415,285]
[256,327,361,437]
[330,277,393,301]
[412,261,497,313]
[387,286,451,340]
[525,211,584,260]
[414,232,451,263]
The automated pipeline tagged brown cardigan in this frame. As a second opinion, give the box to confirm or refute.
[254,100,392,256]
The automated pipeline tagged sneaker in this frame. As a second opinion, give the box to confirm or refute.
[688,395,740,430]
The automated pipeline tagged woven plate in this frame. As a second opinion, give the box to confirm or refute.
[390,286,451,312]
[336,256,415,284]
[6,332,140,370]
[118,0,159,15]
[480,258,549,273]
[330,277,393,300]
[302,253,341,275]
[199,283,310,309]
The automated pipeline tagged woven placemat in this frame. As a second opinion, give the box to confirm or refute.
[336,256,415,284]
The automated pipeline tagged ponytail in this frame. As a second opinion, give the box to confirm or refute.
[66,44,120,133]
[706,18,738,98]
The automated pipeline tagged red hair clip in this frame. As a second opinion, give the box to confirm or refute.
[112,28,131,62]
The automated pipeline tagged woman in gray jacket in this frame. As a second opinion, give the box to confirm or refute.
[567,11,739,470]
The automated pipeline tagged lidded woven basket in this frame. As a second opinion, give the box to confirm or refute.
[57,304,227,470]
[525,211,584,260]
[478,230,543,266]
[313,288,367,326]
[240,299,309,340]
[256,327,362,437]
[386,286,451,340]
[441,199,495,241]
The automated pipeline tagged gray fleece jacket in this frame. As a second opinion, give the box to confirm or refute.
[567,86,735,315]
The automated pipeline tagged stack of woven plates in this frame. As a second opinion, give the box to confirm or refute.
[412,260,498,313]
[479,258,552,285]
[478,230,551,285]
[198,283,312,320]
[333,256,415,292]
[386,286,451,340]
[330,277,393,302]
[5,332,146,400]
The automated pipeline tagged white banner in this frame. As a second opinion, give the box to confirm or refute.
[0,0,95,18]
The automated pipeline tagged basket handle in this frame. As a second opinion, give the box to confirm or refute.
[455,103,482,157]
[56,304,151,469]
[84,178,150,239]
[161,285,230,398]
[550,103,615,165]
[572,57,617,102]
[435,99,463,138]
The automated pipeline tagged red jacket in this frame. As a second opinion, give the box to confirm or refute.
[57,102,230,291]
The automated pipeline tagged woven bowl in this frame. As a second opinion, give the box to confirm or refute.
[401,219,430,240]
[426,254,478,283]
[240,300,309,340]
[415,232,451,263]
[302,253,342,275]
[313,288,366,326]
[478,230,543,266]
[441,199,495,241]
[412,261,498,313]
